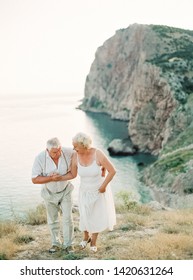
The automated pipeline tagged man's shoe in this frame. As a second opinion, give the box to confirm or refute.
[48,245,61,253]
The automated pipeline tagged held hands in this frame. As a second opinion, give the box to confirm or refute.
[49,172,63,182]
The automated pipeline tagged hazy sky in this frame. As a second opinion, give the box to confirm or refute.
[0,0,192,95]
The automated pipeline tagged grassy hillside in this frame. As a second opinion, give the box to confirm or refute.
[1,193,193,260]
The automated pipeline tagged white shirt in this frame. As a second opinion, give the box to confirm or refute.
[32,147,73,193]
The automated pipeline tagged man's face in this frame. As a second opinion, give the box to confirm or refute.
[48,147,61,160]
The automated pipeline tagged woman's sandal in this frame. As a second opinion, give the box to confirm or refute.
[79,237,91,249]
[90,246,97,253]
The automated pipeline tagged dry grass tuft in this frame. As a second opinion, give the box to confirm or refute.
[0,222,35,259]
[0,238,19,259]
[25,203,47,225]
[0,221,19,238]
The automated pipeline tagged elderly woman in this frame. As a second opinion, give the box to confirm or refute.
[68,132,116,253]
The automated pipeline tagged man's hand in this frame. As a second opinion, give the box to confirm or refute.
[50,173,63,181]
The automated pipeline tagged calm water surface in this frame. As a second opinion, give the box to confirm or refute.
[0,93,155,220]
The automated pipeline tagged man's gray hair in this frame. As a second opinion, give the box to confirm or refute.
[46,137,61,151]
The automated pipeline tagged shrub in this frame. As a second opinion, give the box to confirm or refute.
[116,190,138,211]
[25,204,47,225]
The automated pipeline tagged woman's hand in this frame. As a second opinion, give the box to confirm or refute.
[99,185,106,193]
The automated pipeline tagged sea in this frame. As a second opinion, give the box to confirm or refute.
[0,92,156,220]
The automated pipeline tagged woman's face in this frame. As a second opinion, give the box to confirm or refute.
[73,142,86,153]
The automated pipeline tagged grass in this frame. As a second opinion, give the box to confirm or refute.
[0,220,34,259]
[154,149,193,174]
[161,125,193,155]
[106,208,193,260]
[1,195,193,260]
[144,148,193,192]
[0,204,47,259]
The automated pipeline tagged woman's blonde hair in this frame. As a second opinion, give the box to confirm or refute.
[72,132,92,149]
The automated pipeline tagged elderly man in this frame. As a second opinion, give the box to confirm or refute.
[31,137,75,253]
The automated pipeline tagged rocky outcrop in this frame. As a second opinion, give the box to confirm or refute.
[107,138,138,156]
[79,24,193,156]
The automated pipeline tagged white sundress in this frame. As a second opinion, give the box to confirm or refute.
[77,153,116,233]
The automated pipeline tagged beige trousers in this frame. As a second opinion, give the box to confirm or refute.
[41,182,74,247]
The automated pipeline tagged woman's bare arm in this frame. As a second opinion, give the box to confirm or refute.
[96,149,116,193]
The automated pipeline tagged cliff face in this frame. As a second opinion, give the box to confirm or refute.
[80,24,193,155]
[79,24,193,208]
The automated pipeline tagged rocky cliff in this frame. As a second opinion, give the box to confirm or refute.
[79,24,193,208]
